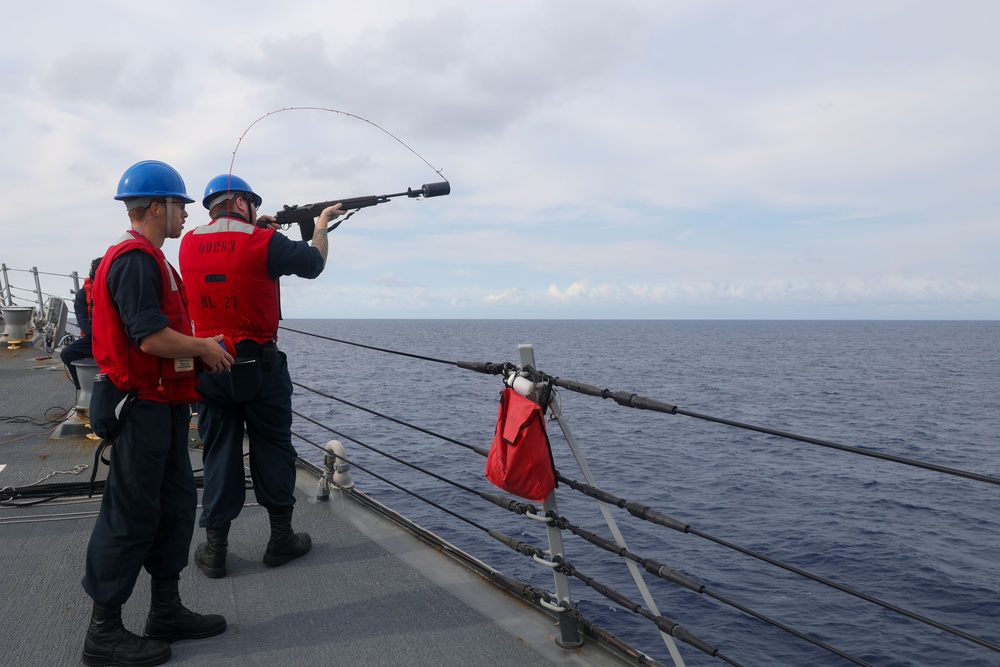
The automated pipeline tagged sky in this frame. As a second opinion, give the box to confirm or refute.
[1,1,998,319]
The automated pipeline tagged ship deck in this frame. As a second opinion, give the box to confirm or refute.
[0,341,636,666]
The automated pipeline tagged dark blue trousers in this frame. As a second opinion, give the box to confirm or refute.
[82,401,196,606]
[196,350,297,529]
[60,336,93,390]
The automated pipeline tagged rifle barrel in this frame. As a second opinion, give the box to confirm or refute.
[275,180,451,240]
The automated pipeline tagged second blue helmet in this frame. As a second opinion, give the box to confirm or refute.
[202,173,263,210]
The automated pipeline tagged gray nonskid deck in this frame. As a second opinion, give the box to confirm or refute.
[0,344,634,667]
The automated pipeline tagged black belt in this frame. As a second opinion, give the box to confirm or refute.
[234,340,277,365]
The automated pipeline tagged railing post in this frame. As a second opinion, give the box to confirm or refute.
[70,270,81,295]
[545,379,688,666]
[31,267,44,313]
[1,264,11,306]
[517,343,582,649]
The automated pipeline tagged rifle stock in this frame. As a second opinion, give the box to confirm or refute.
[269,181,450,241]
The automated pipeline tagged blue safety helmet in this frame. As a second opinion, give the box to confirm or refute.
[114,160,195,203]
[202,173,263,210]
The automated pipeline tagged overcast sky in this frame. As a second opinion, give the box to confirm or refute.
[2,1,998,319]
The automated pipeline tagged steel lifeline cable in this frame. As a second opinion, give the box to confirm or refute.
[279,325,1000,488]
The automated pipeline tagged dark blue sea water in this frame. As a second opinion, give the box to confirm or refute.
[280,320,1000,667]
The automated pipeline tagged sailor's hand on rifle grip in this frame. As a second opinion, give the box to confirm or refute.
[256,214,280,230]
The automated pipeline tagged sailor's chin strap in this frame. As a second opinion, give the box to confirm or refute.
[164,196,176,236]
[137,196,175,239]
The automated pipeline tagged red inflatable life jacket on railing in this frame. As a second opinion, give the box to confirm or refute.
[485,387,558,503]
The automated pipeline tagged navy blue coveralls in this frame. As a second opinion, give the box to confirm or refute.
[82,252,197,606]
[196,231,323,529]
[60,287,94,390]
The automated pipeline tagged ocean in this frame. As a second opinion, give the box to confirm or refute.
[280,320,1000,667]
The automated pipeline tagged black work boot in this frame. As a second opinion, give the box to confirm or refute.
[83,601,171,666]
[143,575,226,643]
[194,523,230,578]
[263,507,312,567]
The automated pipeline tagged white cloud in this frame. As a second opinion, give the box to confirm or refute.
[485,289,526,305]
[548,280,593,302]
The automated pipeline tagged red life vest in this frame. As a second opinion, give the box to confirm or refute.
[92,230,200,404]
[82,277,95,331]
[178,217,280,344]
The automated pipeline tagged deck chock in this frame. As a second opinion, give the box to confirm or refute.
[317,439,354,501]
